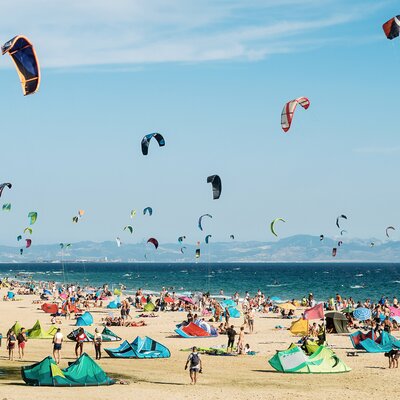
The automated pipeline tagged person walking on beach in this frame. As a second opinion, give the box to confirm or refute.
[185,346,202,385]
[53,328,63,364]
[226,325,237,352]
[17,327,27,360]
[75,328,86,357]
[7,329,16,361]
[93,328,102,360]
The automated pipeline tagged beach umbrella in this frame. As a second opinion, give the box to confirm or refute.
[179,296,195,305]
[164,296,174,303]
[279,302,296,311]
[353,307,371,321]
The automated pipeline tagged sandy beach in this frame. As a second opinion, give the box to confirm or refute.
[0,288,399,400]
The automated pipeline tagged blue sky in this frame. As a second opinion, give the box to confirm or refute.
[0,0,399,246]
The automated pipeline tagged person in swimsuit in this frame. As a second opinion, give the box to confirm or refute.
[185,346,202,385]
[7,329,16,361]
[75,328,86,357]
[53,328,63,364]
[17,327,27,360]
[93,328,102,360]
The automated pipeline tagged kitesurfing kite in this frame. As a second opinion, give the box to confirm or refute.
[195,249,200,259]
[72,216,79,223]
[28,211,37,225]
[319,235,324,241]
[141,133,165,155]
[198,214,212,231]
[17,235,22,241]
[281,97,310,132]
[59,243,71,249]
[270,218,286,237]
[338,241,343,247]
[205,234,212,244]
[230,235,235,240]
[332,248,337,257]
[340,230,347,236]
[23,227,32,235]
[20,248,23,255]
[26,239,32,248]
[386,226,395,238]
[124,226,133,234]
[116,237,122,247]
[207,175,222,200]
[0,183,12,197]
[2,203,11,211]
[178,236,186,243]
[147,237,159,249]
[143,207,153,216]
[130,210,136,218]
[180,246,186,254]
[336,214,347,229]
[383,15,400,40]
[2,35,40,95]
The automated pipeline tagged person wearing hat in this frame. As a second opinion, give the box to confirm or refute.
[93,328,102,360]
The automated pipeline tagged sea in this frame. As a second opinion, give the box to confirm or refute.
[1,262,400,301]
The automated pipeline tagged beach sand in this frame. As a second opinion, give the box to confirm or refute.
[0,289,397,400]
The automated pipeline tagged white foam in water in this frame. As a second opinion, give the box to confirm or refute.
[355,274,363,277]
[350,285,364,289]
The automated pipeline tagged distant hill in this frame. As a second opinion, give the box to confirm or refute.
[0,235,397,263]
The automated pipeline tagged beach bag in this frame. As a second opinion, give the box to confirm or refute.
[190,353,200,367]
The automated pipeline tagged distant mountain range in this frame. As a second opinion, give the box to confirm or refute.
[0,235,398,263]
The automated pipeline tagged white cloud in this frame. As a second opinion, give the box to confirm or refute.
[0,0,385,68]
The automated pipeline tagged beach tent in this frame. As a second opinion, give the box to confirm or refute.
[220,299,236,308]
[350,330,376,349]
[10,321,22,335]
[268,345,351,373]
[325,312,349,333]
[222,306,240,319]
[67,327,121,342]
[27,320,57,339]
[355,331,400,353]
[41,303,58,314]
[143,302,156,312]
[75,311,93,326]
[175,322,218,338]
[105,336,170,359]
[22,353,115,386]
[107,296,121,309]
[290,318,309,336]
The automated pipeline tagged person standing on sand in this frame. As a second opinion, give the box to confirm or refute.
[75,328,86,357]
[7,329,16,361]
[93,328,102,360]
[247,307,255,333]
[185,346,202,385]
[17,327,27,360]
[226,325,237,352]
[53,328,63,364]
[237,326,245,354]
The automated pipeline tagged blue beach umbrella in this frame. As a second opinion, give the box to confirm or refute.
[353,307,371,321]
[270,296,283,303]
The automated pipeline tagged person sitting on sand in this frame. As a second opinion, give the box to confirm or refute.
[217,323,226,334]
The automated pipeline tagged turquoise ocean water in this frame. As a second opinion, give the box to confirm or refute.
[1,262,400,301]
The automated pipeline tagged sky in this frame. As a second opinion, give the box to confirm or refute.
[0,0,399,246]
